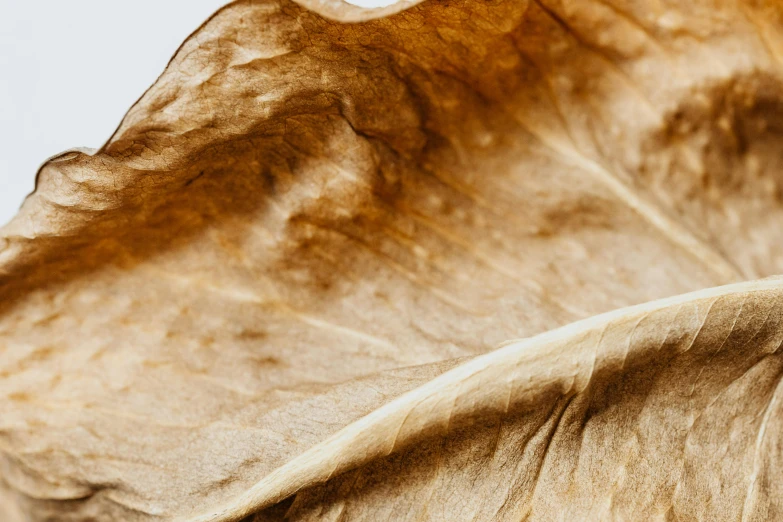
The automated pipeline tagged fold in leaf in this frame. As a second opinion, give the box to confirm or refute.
[244,277,783,521]
[1,0,783,520]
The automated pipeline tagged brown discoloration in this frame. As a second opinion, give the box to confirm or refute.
[237,329,269,341]
[7,392,30,402]
[641,73,783,279]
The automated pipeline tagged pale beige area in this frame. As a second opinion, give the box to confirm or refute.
[1,0,783,520]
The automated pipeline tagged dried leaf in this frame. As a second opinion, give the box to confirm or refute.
[2,0,783,520]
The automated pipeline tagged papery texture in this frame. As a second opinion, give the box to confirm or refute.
[1,0,783,520]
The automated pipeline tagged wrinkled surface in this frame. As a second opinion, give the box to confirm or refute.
[1,0,783,520]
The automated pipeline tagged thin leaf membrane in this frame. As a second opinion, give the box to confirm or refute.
[2,0,783,520]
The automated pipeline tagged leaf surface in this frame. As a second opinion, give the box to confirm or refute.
[2,0,783,520]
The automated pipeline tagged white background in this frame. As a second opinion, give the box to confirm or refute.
[0,0,390,227]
